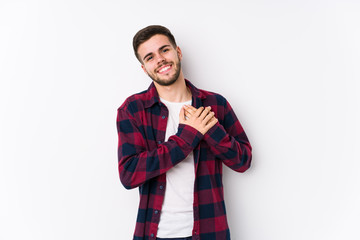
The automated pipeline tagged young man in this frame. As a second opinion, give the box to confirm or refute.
[116,25,252,240]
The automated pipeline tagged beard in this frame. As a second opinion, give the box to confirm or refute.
[147,58,181,87]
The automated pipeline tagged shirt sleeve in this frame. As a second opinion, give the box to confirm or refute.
[203,99,252,172]
[116,108,204,189]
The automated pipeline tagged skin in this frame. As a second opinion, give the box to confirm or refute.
[137,34,218,135]
[181,105,218,135]
[137,34,190,103]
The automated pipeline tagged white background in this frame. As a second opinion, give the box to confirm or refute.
[1,0,359,239]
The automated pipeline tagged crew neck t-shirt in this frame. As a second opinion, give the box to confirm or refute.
[157,98,195,238]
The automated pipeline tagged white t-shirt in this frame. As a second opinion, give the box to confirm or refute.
[157,98,195,238]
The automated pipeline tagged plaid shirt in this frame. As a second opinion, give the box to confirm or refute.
[116,80,252,240]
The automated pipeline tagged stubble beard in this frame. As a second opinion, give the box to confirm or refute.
[148,59,182,87]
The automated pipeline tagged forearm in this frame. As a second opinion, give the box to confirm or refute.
[118,123,203,189]
[204,119,252,172]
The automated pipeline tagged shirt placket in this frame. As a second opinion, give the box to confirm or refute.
[192,145,201,240]
[149,102,168,240]
[191,96,202,240]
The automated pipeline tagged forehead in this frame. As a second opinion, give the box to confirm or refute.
[137,34,173,58]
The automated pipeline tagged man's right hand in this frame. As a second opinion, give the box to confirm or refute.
[179,105,218,135]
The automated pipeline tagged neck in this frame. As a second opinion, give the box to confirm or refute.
[154,73,192,102]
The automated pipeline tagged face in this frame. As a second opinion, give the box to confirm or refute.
[137,34,182,86]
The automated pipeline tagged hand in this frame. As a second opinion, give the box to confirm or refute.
[179,105,218,135]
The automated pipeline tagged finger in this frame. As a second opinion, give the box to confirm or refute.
[204,117,218,132]
[185,105,197,111]
[194,106,204,118]
[199,106,211,120]
[179,106,186,122]
[184,105,196,114]
[184,107,192,115]
[211,117,218,126]
[184,109,192,118]
[203,111,215,125]
[209,116,218,126]
[183,109,192,120]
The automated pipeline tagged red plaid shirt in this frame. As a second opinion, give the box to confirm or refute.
[116,80,252,240]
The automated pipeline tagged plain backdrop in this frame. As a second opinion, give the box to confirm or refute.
[1,0,359,240]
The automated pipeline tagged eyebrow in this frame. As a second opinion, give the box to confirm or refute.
[142,44,171,61]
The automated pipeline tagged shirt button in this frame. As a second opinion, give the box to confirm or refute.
[154,210,159,214]
[150,233,154,237]
[159,185,164,190]
[162,115,166,119]
[158,140,162,144]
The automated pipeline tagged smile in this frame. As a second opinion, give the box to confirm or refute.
[157,64,172,74]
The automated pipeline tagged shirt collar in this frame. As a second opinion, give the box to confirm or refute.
[144,79,206,108]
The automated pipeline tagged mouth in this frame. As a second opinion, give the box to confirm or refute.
[157,64,172,74]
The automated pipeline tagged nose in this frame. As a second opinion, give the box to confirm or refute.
[156,54,165,65]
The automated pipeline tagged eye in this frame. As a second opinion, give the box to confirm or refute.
[162,48,169,53]
[146,56,153,61]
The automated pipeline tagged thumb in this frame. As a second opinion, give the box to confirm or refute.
[179,106,186,122]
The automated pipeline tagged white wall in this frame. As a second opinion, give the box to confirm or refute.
[1,1,359,239]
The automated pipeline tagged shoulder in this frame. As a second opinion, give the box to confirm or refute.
[117,89,148,116]
[199,88,229,107]
[197,88,235,124]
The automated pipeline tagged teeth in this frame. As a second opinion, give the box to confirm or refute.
[159,65,170,73]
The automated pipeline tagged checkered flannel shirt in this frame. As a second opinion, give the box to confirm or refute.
[116,80,252,240]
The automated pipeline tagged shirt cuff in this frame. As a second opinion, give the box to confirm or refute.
[203,122,228,145]
[176,124,204,148]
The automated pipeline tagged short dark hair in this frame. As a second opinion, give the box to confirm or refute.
[133,25,177,62]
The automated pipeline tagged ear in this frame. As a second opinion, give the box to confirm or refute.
[141,65,148,74]
[176,46,183,60]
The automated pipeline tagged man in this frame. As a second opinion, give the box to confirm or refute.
[116,25,252,240]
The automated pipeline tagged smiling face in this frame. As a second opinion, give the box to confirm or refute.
[137,34,183,86]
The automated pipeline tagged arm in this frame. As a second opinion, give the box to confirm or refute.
[184,101,252,172]
[117,108,203,189]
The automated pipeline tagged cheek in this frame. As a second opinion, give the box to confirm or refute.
[175,53,181,62]
[143,64,154,73]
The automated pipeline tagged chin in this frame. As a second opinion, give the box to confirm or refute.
[154,77,178,86]
[151,71,180,86]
